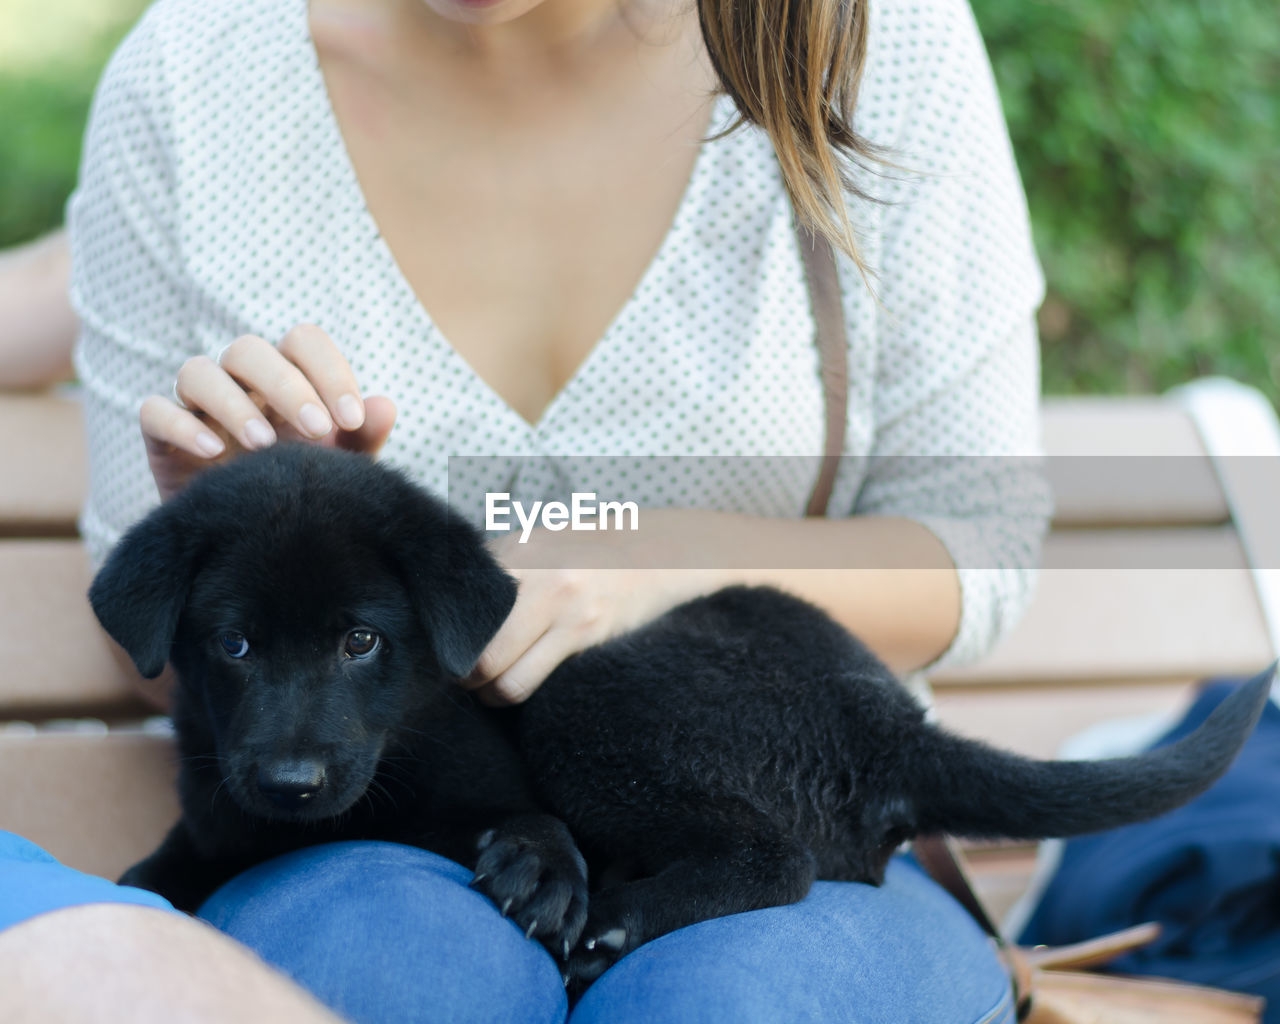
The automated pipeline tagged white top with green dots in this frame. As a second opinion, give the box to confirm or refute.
[70,0,1048,669]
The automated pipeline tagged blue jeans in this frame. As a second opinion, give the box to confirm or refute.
[1,832,1013,1023]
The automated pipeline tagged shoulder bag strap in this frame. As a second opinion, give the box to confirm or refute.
[797,224,849,518]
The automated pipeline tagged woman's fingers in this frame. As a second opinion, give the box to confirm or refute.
[464,595,551,693]
[277,324,366,432]
[139,394,228,460]
[335,395,397,457]
[146,324,391,504]
[173,354,277,451]
[473,629,580,706]
[139,395,237,502]
[216,334,335,441]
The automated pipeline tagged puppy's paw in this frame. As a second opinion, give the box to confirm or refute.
[564,896,641,996]
[470,816,589,960]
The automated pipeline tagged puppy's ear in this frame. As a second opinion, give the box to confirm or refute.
[399,513,518,679]
[88,508,200,679]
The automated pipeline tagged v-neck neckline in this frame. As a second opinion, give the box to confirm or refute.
[299,0,725,438]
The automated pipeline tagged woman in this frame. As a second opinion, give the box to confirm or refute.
[3,0,1047,1019]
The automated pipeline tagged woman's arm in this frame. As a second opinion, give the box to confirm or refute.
[0,229,77,391]
[682,513,962,673]
[467,507,968,705]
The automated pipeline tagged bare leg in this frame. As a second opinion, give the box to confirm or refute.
[0,903,344,1024]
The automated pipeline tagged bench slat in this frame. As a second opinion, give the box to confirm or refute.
[0,731,178,880]
[932,528,1273,686]
[0,540,151,719]
[1043,397,1229,524]
[0,393,86,535]
[932,678,1199,759]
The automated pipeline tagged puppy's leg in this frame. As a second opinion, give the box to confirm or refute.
[566,819,816,993]
[469,813,590,959]
[119,822,248,914]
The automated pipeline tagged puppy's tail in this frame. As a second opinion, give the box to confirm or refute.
[909,666,1273,840]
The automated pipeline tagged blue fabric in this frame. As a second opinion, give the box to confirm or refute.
[2,830,1012,1022]
[1020,669,1280,1018]
[197,841,1013,1024]
[0,829,177,931]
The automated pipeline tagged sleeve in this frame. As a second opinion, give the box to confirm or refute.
[67,4,201,571]
[848,0,1052,667]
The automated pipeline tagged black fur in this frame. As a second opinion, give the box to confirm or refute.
[91,445,1271,990]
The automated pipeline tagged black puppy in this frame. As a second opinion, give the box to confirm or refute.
[90,444,588,954]
[91,445,1271,989]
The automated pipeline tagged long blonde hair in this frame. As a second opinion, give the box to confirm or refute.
[697,0,884,278]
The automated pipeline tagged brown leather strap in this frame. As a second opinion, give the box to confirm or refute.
[797,224,848,517]
[913,835,1036,1019]
[912,835,1005,940]
[913,835,1165,1022]
[1025,921,1163,971]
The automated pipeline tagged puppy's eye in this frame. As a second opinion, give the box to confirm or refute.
[219,633,250,659]
[344,629,380,659]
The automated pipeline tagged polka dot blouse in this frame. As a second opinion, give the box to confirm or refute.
[69,0,1049,668]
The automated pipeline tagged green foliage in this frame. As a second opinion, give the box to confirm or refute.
[972,0,1280,399]
[0,0,148,245]
[0,67,99,243]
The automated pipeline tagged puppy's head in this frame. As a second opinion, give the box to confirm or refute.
[89,445,516,822]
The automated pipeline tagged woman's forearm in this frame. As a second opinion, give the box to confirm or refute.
[662,512,962,675]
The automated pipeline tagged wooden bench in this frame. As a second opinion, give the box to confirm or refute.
[2,383,1277,926]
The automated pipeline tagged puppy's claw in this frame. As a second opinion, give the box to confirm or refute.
[470,872,489,888]
[595,927,627,952]
[500,897,513,917]
[524,919,538,940]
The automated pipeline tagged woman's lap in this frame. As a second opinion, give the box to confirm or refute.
[197,842,1012,1024]
[1,832,1013,1024]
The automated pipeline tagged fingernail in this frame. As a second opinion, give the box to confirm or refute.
[195,431,225,457]
[244,418,276,449]
[336,394,364,431]
[299,402,332,437]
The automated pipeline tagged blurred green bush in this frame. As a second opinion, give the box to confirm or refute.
[972,0,1280,399]
[1,0,1276,398]
[0,0,148,244]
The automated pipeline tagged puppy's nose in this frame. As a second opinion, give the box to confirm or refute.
[256,759,327,809]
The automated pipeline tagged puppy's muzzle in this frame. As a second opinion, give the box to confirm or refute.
[256,759,328,811]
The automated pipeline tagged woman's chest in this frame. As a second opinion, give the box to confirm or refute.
[312,19,722,426]
[175,23,880,504]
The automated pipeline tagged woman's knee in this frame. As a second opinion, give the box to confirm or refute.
[570,858,1013,1024]
[0,829,177,934]
[197,840,567,1024]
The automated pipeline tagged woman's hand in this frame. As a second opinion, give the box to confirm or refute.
[464,509,730,706]
[139,324,396,501]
